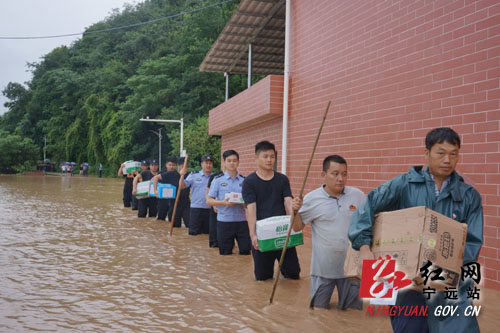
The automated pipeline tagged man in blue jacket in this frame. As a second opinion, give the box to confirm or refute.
[348,127,483,333]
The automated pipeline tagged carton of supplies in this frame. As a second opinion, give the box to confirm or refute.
[122,161,141,174]
[157,183,176,199]
[256,215,304,252]
[224,192,244,204]
[148,181,156,197]
[344,206,467,288]
[136,181,153,199]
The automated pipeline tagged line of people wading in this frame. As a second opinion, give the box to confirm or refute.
[118,128,483,333]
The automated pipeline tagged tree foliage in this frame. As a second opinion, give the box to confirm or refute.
[167,116,220,170]
[0,0,245,174]
[0,131,39,173]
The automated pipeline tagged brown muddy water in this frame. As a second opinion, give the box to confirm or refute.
[0,175,498,332]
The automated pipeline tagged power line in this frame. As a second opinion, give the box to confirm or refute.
[0,0,235,40]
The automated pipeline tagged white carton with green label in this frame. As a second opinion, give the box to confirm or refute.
[136,180,153,199]
[256,215,304,252]
[122,161,141,174]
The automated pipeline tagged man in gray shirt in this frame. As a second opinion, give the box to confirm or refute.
[293,155,366,309]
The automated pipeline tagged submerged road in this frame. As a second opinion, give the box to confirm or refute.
[0,175,497,332]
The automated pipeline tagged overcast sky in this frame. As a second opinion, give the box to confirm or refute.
[0,0,143,115]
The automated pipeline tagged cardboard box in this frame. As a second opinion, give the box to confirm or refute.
[256,215,304,252]
[136,181,153,199]
[224,192,244,204]
[157,183,177,199]
[122,161,141,174]
[344,206,467,288]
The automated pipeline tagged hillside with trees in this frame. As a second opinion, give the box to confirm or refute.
[0,0,246,174]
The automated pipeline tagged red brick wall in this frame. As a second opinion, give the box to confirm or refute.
[220,119,283,177]
[217,0,500,290]
[209,75,283,135]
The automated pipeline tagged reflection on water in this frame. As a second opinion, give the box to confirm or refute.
[1,175,496,332]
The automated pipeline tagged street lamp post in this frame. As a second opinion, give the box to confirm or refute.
[149,129,162,170]
[43,135,47,161]
[139,117,184,157]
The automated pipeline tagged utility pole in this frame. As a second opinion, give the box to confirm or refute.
[43,135,47,161]
[149,129,162,170]
[140,117,185,157]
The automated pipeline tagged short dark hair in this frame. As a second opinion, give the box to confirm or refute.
[165,156,177,164]
[323,155,347,172]
[255,140,276,155]
[222,149,239,161]
[425,127,461,150]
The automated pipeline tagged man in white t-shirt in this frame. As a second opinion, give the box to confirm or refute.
[293,155,366,310]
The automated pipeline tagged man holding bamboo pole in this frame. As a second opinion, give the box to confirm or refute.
[241,141,301,281]
[293,155,365,310]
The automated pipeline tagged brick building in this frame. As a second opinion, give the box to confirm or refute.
[200,0,500,290]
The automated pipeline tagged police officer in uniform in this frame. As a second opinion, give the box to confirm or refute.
[180,155,213,235]
[133,160,159,218]
[207,150,250,255]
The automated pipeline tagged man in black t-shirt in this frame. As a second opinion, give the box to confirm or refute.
[241,141,301,281]
[153,157,191,228]
[133,160,159,218]
[154,156,178,221]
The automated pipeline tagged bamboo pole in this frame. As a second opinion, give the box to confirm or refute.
[269,101,331,304]
[170,154,189,237]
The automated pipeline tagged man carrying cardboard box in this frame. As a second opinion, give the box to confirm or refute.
[207,150,250,255]
[292,155,366,310]
[154,156,178,221]
[242,141,301,281]
[133,160,159,218]
[348,127,483,333]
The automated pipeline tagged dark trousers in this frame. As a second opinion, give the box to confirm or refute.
[123,180,133,207]
[251,246,300,281]
[209,208,218,247]
[99,170,102,178]
[189,208,210,235]
[390,289,429,333]
[138,197,158,218]
[132,196,138,210]
[217,221,251,255]
[157,199,170,220]
[168,202,190,228]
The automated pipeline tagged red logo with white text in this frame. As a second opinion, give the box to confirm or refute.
[360,255,412,298]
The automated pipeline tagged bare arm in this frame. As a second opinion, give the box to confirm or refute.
[179,167,187,189]
[245,203,258,250]
[205,188,218,212]
[284,196,294,216]
[290,196,304,231]
[207,196,236,207]
[293,213,306,232]
[117,163,125,177]
[152,174,161,197]
[132,173,142,195]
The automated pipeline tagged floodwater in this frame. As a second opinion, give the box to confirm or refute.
[0,175,498,332]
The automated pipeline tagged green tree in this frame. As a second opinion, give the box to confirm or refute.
[167,116,221,170]
[0,131,39,173]
[0,0,245,175]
